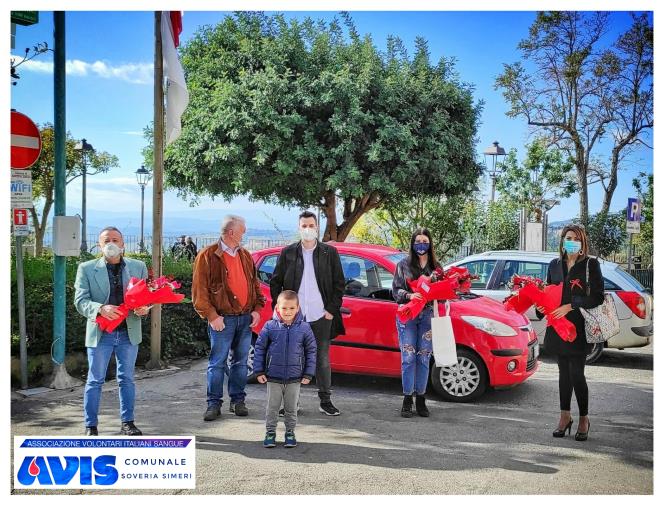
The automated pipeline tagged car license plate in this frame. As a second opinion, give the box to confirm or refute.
[528,343,539,362]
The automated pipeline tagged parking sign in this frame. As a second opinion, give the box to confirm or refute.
[626,197,641,234]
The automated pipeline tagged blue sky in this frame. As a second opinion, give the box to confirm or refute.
[10,10,653,236]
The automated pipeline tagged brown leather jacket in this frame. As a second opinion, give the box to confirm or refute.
[192,242,266,322]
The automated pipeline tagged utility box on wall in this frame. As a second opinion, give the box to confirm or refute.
[52,216,81,256]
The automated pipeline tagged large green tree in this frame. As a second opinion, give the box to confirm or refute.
[463,198,520,253]
[350,193,519,261]
[496,138,576,222]
[164,13,482,241]
[30,124,119,255]
[587,210,626,259]
[350,193,470,261]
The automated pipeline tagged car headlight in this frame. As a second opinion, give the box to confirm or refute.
[460,316,518,336]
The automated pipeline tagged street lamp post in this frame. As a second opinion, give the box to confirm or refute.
[135,165,152,253]
[483,141,506,203]
[75,139,94,253]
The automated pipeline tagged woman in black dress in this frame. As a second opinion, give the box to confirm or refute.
[540,224,604,441]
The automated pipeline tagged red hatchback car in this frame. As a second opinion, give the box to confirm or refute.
[249,243,539,402]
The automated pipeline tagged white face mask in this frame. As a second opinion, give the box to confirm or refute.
[300,227,318,242]
[102,242,123,259]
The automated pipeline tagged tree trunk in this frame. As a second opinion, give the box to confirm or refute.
[336,209,369,242]
[30,206,44,256]
[600,146,621,216]
[573,139,590,226]
[321,190,381,242]
[577,170,589,226]
[29,198,53,256]
[322,191,338,242]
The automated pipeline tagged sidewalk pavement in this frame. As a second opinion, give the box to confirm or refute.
[11,353,653,495]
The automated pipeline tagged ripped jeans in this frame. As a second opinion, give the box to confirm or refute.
[396,306,433,395]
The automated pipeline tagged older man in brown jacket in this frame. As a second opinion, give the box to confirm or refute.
[192,215,266,422]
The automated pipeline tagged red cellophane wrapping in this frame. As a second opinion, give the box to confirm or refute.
[396,267,477,323]
[503,275,576,342]
[95,276,185,333]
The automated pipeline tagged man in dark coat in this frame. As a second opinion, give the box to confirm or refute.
[184,236,198,262]
[269,211,345,416]
[171,235,186,259]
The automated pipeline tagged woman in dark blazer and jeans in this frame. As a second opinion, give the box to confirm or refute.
[539,224,604,441]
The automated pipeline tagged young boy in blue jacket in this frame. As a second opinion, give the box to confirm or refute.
[254,290,317,448]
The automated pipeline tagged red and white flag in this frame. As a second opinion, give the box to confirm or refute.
[161,11,189,144]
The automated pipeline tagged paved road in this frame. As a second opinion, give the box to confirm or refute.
[11,345,653,495]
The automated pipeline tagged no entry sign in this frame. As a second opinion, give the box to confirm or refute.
[11,111,42,169]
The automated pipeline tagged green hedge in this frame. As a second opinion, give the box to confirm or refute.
[10,254,210,364]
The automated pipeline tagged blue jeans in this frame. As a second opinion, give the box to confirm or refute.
[207,313,252,407]
[84,328,138,427]
[396,306,433,395]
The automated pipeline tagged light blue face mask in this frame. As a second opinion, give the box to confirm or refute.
[563,240,582,255]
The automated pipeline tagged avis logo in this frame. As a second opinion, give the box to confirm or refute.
[16,456,118,486]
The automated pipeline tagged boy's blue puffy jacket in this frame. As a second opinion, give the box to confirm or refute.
[254,310,317,383]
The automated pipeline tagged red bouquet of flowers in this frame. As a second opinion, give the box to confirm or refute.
[95,276,186,333]
[503,274,576,342]
[396,266,478,323]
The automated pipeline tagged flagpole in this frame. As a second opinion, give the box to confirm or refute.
[147,10,165,370]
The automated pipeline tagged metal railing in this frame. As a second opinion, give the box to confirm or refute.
[36,233,291,255]
[628,269,653,291]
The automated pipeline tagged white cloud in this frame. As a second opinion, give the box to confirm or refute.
[11,55,153,84]
[12,57,53,73]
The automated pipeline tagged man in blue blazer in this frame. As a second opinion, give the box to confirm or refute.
[74,226,150,436]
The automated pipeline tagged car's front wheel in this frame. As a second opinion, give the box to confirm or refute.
[585,342,604,364]
[430,347,488,402]
[226,336,258,382]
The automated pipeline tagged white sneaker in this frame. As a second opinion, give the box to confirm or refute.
[319,402,340,416]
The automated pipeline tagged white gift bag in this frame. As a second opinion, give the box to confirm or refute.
[431,300,458,367]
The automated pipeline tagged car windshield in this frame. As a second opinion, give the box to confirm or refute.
[613,266,646,292]
[385,252,407,265]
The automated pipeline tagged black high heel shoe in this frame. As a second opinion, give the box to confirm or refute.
[575,420,590,441]
[552,419,573,438]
